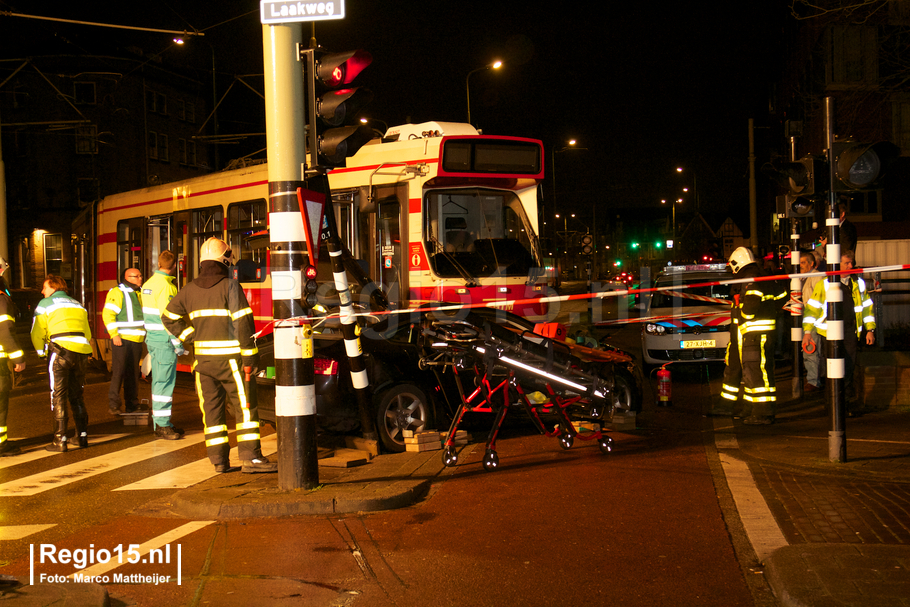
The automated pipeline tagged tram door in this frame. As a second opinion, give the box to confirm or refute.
[376,198,404,308]
[145,216,172,280]
[116,218,144,279]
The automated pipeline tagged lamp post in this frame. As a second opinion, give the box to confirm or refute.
[466,60,502,125]
[675,166,698,210]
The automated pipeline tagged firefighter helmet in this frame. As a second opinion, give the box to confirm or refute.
[200,237,232,266]
[728,247,756,274]
[0,257,8,276]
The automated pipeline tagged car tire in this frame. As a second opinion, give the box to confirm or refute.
[376,383,433,453]
[612,368,641,414]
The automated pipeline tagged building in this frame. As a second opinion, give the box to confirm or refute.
[1,50,212,293]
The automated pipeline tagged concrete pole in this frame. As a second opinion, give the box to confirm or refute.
[262,22,319,489]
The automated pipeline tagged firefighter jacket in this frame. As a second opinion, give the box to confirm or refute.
[30,290,93,356]
[803,276,875,338]
[102,283,145,342]
[162,261,258,367]
[732,264,787,336]
[0,291,24,364]
[141,270,181,346]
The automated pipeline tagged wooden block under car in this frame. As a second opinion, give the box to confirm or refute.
[121,411,149,426]
[405,440,442,452]
[344,436,379,457]
[572,421,600,433]
[333,447,374,461]
[319,455,368,468]
[404,431,441,445]
[611,412,636,431]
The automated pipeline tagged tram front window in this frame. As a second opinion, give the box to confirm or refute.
[425,188,538,278]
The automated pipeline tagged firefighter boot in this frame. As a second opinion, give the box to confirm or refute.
[241,455,278,474]
[707,395,735,417]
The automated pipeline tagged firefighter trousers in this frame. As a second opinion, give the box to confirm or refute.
[194,357,262,467]
[0,361,10,449]
[721,326,777,417]
[147,340,177,429]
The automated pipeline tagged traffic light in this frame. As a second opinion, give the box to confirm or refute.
[580,234,593,255]
[303,265,319,310]
[302,48,376,167]
[762,155,824,198]
[831,140,899,192]
[631,242,639,249]
[654,240,662,249]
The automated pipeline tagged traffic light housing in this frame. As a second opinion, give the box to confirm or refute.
[762,155,824,198]
[303,265,319,310]
[580,234,594,255]
[302,48,376,167]
[831,140,899,192]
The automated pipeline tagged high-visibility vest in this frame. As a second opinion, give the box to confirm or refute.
[103,284,146,342]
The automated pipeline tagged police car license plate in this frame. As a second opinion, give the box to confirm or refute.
[681,339,716,348]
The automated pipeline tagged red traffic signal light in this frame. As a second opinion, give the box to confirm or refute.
[315,50,372,87]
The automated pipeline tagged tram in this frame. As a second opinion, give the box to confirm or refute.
[75,121,549,342]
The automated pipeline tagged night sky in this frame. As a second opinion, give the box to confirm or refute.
[1,0,787,235]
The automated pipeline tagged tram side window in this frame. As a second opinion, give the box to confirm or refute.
[116,219,143,280]
[190,206,224,279]
[227,199,267,282]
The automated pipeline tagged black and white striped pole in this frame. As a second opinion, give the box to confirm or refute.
[262,21,318,489]
[824,96,847,463]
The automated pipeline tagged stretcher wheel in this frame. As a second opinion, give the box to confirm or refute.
[599,436,614,455]
[443,446,458,467]
[559,434,574,450]
[482,449,499,471]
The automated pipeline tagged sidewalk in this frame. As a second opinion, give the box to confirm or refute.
[717,366,910,607]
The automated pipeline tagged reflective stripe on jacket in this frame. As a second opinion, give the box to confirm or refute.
[142,270,180,345]
[30,290,93,356]
[803,276,876,338]
[102,284,145,342]
[0,293,24,362]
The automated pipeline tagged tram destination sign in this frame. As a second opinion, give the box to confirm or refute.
[260,0,345,23]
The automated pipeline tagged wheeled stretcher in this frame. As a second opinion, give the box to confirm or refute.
[418,313,620,471]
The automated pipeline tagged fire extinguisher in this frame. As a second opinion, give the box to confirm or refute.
[657,364,672,407]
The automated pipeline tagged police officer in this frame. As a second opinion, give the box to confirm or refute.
[719,247,787,425]
[163,237,276,473]
[0,259,25,456]
[103,268,145,415]
[141,251,185,440]
[31,275,93,451]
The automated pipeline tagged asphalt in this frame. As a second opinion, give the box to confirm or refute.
[4,350,910,607]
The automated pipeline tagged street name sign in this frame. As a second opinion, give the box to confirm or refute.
[260,0,346,24]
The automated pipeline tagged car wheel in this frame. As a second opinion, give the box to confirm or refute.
[376,384,433,453]
[612,369,640,414]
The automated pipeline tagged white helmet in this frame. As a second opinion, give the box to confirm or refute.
[200,237,232,266]
[0,257,8,277]
[728,247,756,274]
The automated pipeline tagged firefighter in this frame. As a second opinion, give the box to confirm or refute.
[163,237,276,473]
[141,251,185,440]
[31,275,93,451]
[719,247,787,425]
[103,267,145,415]
[0,259,26,456]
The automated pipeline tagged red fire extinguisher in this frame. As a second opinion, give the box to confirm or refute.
[657,364,672,407]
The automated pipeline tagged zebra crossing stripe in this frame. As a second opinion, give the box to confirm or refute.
[0,434,207,496]
[115,433,278,490]
[0,524,56,540]
[0,435,131,471]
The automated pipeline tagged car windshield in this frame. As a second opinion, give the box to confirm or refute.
[651,276,732,308]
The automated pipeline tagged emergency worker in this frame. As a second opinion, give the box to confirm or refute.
[719,247,787,425]
[802,250,875,414]
[162,237,276,473]
[103,268,145,415]
[0,259,26,456]
[141,251,185,440]
[31,275,93,451]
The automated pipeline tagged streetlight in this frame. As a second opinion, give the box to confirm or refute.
[676,166,698,210]
[360,117,388,137]
[555,212,575,278]
[466,60,502,125]
[661,197,684,249]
